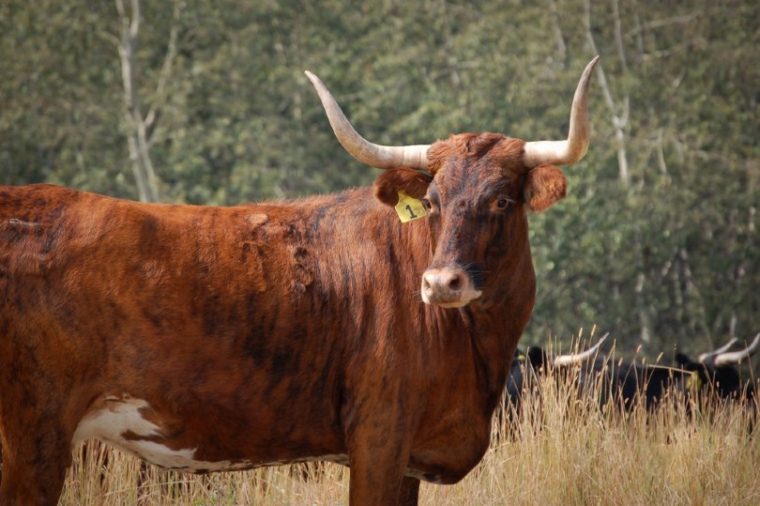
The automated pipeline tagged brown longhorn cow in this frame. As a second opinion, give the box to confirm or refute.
[0,57,598,505]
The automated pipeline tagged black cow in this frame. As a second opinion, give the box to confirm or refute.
[506,333,759,414]
[505,334,608,413]
[577,335,759,410]
[675,333,759,403]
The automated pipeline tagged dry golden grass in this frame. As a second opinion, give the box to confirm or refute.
[60,372,760,505]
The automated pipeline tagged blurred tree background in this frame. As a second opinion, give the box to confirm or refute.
[1,0,757,360]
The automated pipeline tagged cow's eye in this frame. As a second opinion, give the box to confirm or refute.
[495,197,513,210]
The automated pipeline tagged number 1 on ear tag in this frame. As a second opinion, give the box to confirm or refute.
[395,191,427,223]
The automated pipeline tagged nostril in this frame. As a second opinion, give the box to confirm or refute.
[448,275,462,291]
[422,276,431,291]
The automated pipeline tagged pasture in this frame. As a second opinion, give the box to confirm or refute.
[2,3,757,503]
[61,363,760,505]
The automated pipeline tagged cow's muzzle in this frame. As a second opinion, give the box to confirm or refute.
[421,266,482,308]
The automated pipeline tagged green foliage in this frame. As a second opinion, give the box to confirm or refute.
[0,0,757,360]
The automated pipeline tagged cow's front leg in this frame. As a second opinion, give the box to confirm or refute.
[343,381,419,506]
[398,476,420,506]
[346,422,414,505]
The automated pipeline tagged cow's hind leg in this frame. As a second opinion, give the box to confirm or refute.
[0,404,73,505]
[0,433,71,505]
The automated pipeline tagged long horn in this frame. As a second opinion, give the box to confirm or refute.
[305,71,430,170]
[714,333,760,367]
[523,56,600,167]
[553,332,609,367]
[698,337,739,363]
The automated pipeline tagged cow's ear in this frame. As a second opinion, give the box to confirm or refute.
[523,164,567,212]
[373,167,432,206]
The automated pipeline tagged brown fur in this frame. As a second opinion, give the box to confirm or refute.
[0,133,568,505]
[524,164,567,212]
[373,168,432,205]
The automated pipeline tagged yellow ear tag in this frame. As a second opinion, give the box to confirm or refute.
[686,371,702,391]
[395,191,427,223]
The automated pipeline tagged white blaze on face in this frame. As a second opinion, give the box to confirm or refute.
[72,395,252,472]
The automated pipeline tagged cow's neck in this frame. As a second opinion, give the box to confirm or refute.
[430,256,535,411]
[396,204,536,412]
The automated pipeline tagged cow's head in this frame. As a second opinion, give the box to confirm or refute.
[306,58,598,308]
[675,333,760,399]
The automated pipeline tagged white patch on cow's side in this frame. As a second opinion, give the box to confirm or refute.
[72,396,160,447]
[72,395,252,472]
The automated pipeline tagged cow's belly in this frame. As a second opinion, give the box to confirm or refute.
[72,395,257,472]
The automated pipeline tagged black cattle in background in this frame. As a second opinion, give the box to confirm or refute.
[505,333,759,416]
[675,333,760,404]
[504,334,609,419]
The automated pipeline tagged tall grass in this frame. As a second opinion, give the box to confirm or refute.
[60,368,760,505]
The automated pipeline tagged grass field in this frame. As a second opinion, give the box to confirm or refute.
[60,371,760,505]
